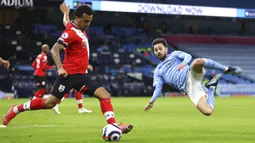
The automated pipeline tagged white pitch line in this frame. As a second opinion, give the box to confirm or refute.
[10,124,57,129]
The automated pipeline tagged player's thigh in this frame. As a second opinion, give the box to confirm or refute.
[73,74,106,97]
[50,76,73,100]
[94,87,111,99]
[186,70,207,106]
[191,58,205,74]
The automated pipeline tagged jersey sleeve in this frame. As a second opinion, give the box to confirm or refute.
[153,67,164,87]
[150,67,164,103]
[57,31,75,47]
[149,83,163,103]
[171,50,192,64]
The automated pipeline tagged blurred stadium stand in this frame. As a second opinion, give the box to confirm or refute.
[0,0,255,98]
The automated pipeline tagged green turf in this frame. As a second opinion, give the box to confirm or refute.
[0,97,255,143]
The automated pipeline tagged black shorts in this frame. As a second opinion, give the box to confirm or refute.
[35,76,46,89]
[50,74,101,99]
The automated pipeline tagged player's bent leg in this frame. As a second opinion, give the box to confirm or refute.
[75,90,92,113]
[196,96,214,116]
[186,69,214,116]
[194,58,242,75]
[191,58,242,75]
[93,87,133,134]
[94,87,116,124]
[3,95,60,125]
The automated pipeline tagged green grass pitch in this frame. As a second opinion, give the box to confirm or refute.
[0,97,255,143]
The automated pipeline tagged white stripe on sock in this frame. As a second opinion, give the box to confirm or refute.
[104,111,114,120]
[23,101,31,110]
[13,106,19,114]
[76,99,83,104]
[61,97,65,102]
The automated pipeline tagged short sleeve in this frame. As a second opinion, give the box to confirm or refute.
[57,31,75,47]
[171,50,188,59]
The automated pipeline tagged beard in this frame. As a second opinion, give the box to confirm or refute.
[157,54,166,61]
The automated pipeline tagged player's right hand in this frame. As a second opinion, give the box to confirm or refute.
[58,68,68,77]
[178,63,186,71]
[144,102,154,112]
[60,2,70,14]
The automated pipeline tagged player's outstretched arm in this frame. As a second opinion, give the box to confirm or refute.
[144,84,163,112]
[60,2,70,27]
[51,43,67,77]
[0,57,10,69]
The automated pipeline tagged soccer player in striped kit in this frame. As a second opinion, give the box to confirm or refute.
[144,38,242,116]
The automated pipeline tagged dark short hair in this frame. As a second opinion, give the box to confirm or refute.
[152,38,168,48]
[74,5,93,17]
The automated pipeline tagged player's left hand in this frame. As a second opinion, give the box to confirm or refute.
[178,63,186,71]
[144,102,154,112]
[87,65,93,71]
[1,60,10,69]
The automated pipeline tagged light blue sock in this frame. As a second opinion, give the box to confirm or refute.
[207,86,215,109]
[203,58,227,72]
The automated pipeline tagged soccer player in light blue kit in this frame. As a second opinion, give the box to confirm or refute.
[144,38,242,116]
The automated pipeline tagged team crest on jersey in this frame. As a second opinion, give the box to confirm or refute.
[58,84,65,92]
[61,33,69,39]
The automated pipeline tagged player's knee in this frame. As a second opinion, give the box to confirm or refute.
[193,58,204,66]
[43,96,59,109]
[191,58,205,73]
[94,87,111,100]
[44,100,57,109]
[202,108,214,116]
[44,103,56,109]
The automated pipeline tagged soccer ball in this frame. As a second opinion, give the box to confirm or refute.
[102,124,122,142]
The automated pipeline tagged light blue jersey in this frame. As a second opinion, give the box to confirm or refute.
[150,51,192,103]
